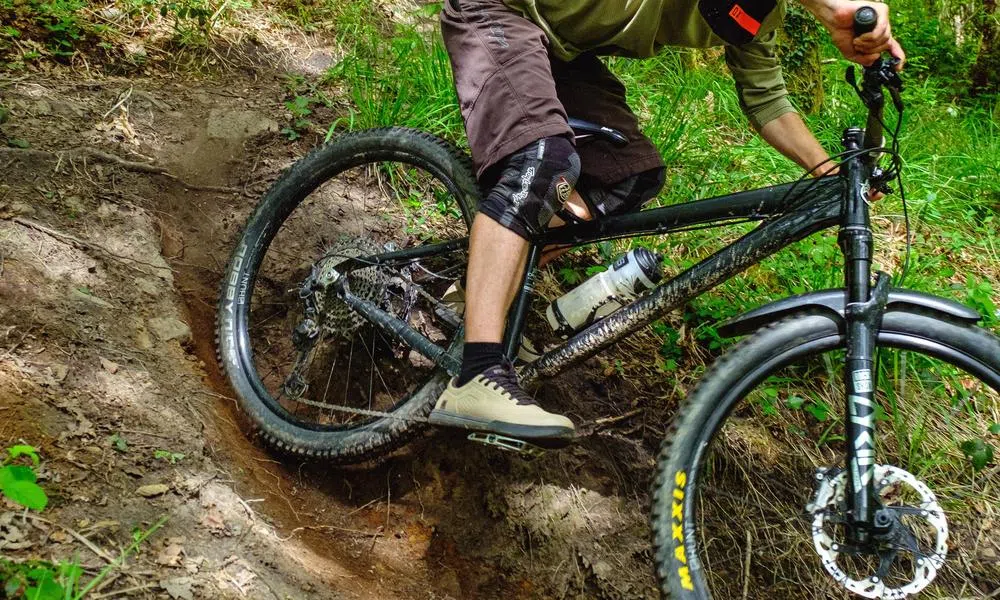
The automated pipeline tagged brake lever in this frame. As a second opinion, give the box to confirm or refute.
[846,58,904,111]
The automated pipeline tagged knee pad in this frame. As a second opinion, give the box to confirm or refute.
[479,136,580,239]
[578,167,666,217]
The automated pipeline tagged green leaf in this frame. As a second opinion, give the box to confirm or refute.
[8,445,40,466]
[24,576,62,600]
[3,480,48,510]
[7,138,29,148]
[109,434,128,453]
[959,439,995,472]
[26,567,53,582]
[805,400,830,422]
[0,465,37,486]
[785,395,806,410]
[990,423,1000,436]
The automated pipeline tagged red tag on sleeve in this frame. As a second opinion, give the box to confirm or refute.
[728,4,761,35]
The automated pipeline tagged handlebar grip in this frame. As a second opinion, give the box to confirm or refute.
[853,6,878,36]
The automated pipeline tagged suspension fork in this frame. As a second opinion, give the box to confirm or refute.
[839,127,892,546]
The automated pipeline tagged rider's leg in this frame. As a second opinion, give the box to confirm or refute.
[457,134,579,386]
[461,213,528,350]
[431,135,580,442]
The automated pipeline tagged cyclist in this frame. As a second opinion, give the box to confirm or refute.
[428,0,905,443]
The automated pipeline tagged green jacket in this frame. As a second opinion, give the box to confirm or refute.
[504,0,795,129]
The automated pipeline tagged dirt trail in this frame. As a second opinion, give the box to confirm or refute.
[0,29,660,600]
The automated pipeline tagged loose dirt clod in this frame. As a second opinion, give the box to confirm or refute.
[137,484,171,498]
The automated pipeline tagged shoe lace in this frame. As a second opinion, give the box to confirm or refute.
[483,362,536,406]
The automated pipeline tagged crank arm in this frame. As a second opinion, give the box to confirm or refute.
[339,285,461,376]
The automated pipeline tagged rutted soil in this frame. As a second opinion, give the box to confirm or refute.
[0,33,663,600]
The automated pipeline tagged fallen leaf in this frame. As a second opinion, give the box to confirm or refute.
[123,466,145,478]
[161,576,194,600]
[49,530,70,543]
[99,357,120,374]
[229,567,256,593]
[0,512,32,550]
[184,555,205,575]
[136,483,170,497]
[156,543,184,567]
[199,508,228,535]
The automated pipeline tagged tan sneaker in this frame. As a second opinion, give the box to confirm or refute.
[429,362,575,445]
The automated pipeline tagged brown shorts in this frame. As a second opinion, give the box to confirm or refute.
[440,0,665,187]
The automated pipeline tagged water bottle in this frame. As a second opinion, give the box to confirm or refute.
[546,247,662,337]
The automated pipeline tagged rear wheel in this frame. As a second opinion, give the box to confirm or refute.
[652,309,1000,599]
[216,128,479,462]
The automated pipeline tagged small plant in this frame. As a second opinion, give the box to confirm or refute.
[282,95,313,140]
[960,424,1000,473]
[0,517,167,599]
[1,559,83,600]
[153,450,185,464]
[108,433,128,453]
[0,445,47,511]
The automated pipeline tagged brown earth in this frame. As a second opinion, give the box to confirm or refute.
[0,27,665,600]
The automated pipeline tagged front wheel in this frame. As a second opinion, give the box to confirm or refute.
[652,308,1000,599]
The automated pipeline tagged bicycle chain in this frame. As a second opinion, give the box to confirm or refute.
[293,396,433,423]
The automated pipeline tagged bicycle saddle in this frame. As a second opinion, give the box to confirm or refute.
[568,118,629,147]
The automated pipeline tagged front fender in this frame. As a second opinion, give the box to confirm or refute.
[718,288,981,338]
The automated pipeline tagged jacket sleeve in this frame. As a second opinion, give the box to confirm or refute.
[724,30,796,130]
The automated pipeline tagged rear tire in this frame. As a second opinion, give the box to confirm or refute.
[216,128,479,463]
[652,308,1000,598]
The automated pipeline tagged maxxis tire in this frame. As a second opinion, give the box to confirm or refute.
[216,127,479,463]
[651,308,1000,598]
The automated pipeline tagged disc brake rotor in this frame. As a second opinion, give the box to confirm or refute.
[808,464,948,599]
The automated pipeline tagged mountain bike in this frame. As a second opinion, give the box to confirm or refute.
[216,9,1000,599]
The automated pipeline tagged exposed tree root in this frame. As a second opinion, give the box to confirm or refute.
[0,146,239,193]
[8,216,172,275]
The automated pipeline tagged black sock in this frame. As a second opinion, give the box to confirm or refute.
[456,342,503,386]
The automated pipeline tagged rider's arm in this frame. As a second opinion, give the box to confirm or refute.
[758,112,833,176]
[723,31,830,175]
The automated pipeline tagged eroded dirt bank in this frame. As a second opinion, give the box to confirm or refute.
[0,36,662,599]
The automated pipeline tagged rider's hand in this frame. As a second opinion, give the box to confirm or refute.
[801,0,906,70]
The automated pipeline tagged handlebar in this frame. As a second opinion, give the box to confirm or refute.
[846,8,904,166]
[853,6,878,36]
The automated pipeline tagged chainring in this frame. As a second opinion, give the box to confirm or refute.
[808,464,948,599]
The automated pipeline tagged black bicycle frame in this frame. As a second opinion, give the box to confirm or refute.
[338,176,844,383]
[336,64,896,544]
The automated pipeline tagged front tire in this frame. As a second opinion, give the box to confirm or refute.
[652,308,1000,599]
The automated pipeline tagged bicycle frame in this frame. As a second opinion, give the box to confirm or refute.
[338,175,844,384]
[335,62,899,547]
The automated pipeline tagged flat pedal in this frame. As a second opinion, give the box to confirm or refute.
[467,433,545,458]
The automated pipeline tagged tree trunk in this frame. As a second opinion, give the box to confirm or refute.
[971,0,999,94]
[777,5,824,114]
